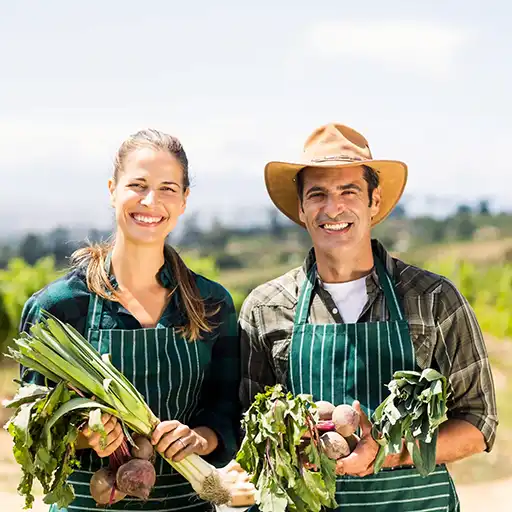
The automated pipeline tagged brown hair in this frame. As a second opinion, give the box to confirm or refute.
[71,129,216,341]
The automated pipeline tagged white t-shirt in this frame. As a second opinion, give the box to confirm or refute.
[321,276,368,323]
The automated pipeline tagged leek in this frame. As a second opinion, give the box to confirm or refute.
[7,311,231,505]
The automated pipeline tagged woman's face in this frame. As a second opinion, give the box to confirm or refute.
[109,147,189,246]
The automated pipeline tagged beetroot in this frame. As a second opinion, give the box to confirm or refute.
[315,401,335,420]
[90,468,127,505]
[320,432,350,460]
[332,404,360,437]
[345,434,360,453]
[116,459,157,500]
[131,435,155,461]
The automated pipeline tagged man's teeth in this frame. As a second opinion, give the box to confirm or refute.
[323,223,349,231]
[133,214,163,224]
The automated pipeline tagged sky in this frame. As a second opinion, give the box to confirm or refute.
[1,0,511,234]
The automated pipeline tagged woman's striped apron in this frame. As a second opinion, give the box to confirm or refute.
[286,256,460,511]
[50,291,215,512]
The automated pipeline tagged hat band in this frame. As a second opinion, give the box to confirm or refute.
[309,155,365,163]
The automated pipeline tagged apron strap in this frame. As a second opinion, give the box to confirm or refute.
[293,256,405,325]
[374,257,404,322]
[293,263,317,326]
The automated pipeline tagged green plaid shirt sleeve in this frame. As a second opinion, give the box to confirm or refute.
[238,239,498,451]
[238,293,278,412]
[432,278,498,451]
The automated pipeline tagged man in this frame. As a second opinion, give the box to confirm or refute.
[238,123,498,510]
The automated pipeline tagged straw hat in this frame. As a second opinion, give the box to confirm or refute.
[264,123,408,227]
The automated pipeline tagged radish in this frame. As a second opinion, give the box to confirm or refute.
[332,404,360,437]
[90,468,127,505]
[116,459,157,500]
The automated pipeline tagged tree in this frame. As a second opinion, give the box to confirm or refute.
[478,199,491,216]
[19,234,47,265]
[48,227,73,266]
[268,209,285,239]
[451,205,476,240]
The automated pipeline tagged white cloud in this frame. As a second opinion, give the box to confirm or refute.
[308,20,474,77]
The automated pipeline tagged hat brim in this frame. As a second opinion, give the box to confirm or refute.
[264,159,408,227]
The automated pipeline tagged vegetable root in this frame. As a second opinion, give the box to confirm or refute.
[332,404,360,437]
[320,432,350,460]
[90,468,127,505]
[116,459,157,500]
[315,400,335,420]
[131,434,155,461]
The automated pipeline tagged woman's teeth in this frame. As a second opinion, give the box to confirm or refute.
[132,214,163,224]
[323,223,349,231]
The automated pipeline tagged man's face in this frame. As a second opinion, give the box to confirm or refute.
[298,165,381,254]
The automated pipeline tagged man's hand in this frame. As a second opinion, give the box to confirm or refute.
[151,421,217,462]
[77,413,125,458]
[336,401,379,477]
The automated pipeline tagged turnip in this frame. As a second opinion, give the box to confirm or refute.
[315,401,335,420]
[332,404,360,437]
[131,434,155,461]
[116,459,157,500]
[319,432,350,460]
[90,468,127,505]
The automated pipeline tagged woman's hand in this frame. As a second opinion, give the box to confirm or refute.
[151,421,217,462]
[76,413,125,458]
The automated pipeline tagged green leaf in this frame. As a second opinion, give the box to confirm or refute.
[420,368,445,382]
[2,383,50,409]
[373,445,387,474]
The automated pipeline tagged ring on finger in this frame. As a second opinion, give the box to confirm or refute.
[178,438,187,450]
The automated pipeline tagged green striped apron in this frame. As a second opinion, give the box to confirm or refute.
[50,292,215,512]
[287,256,460,511]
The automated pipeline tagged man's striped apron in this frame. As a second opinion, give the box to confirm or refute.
[286,256,460,511]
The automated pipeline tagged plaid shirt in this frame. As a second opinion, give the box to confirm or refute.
[19,258,241,466]
[238,239,498,450]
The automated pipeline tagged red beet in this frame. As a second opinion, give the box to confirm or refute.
[90,468,127,505]
[116,459,156,500]
[131,435,155,460]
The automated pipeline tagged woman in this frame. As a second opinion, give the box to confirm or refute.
[20,129,241,511]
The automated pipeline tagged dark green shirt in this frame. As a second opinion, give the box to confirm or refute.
[19,257,241,467]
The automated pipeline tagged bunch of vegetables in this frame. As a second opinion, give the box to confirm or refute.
[313,401,361,461]
[371,369,449,476]
[4,312,231,508]
[236,385,339,512]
